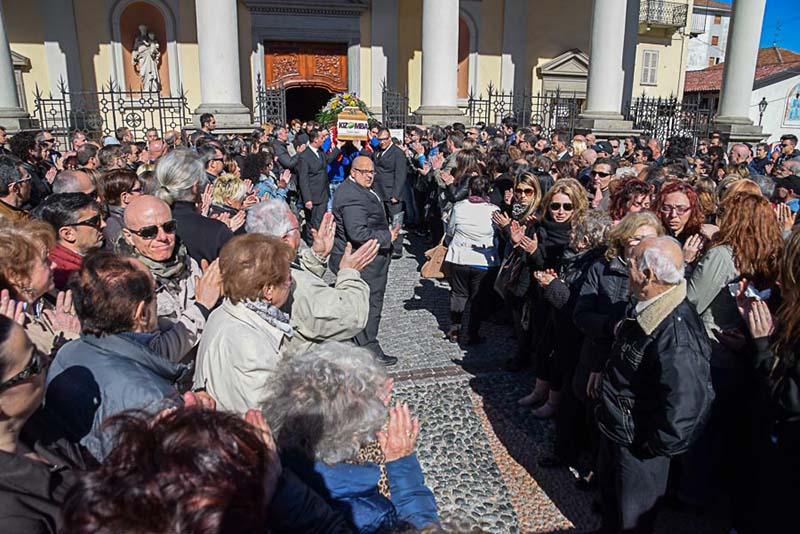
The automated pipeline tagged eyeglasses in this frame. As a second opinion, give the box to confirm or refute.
[514,188,536,197]
[377,136,390,141]
[211,157,224,163]
[65,213,103,229]
[128,185,143,194]
[0,348,49,393]
[781,144,792,148]
[353,168,375,175]
[590,170,612,178]
[126,219,177,239]
[659,204,691,215]
[549,202,574,211]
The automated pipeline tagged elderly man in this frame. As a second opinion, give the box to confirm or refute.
[0,154,31,222]
[51,169,96,197]
[120,195,221,362]
[34,192,105,290]
[246,199,376,356]
[596,236,713,534]
[147,139,167,163]
[331,156,400,366]
[728,143,752,166]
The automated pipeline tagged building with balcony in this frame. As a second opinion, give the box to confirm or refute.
[687,0,732,71]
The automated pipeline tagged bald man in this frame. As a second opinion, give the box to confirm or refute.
[121,195,221,362]
[728,143,752,166]
[330,155,400,366]
[147,139,167,162]
[596,236,713,533]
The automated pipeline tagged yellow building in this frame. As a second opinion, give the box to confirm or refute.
[0,0,768,142]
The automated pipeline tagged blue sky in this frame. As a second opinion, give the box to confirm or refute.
[759,0,800,51]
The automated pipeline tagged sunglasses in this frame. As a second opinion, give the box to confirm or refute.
[591,170,612,178]
[65,213,103,229]
[0,348,49,393]
[127,219,177,239]
[514,188,536,196]
[549,202,574,211]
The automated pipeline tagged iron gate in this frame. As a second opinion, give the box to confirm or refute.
[466,83,582,137]
[624,96,714,143]
[254,74,286,126]
[381,81,412,129]
[33,78,192,145]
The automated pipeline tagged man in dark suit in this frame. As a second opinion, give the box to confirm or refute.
[297,128,339,242]
[372,127,407,259]
[330,155,400,366]
[272,126,306,175]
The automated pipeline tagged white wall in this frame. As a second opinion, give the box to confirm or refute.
[687,10,730,71]
[749,74,800,143]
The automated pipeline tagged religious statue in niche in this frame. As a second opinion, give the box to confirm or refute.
[132,25,161,92]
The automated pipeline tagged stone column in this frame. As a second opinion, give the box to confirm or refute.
[0,1,28,132]
[194,0,251,129]
[370,0,398,116]
[714,0,767,143]
[500,0,529,96]
[42,0,82,94]
[414,0,463,125]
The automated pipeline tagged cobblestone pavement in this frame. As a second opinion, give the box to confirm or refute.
[373,235,730,533]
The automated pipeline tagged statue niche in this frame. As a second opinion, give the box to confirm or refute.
[132,25,161,93]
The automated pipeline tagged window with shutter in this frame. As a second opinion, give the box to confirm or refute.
[641,50,659,85]
[711,35,719,46]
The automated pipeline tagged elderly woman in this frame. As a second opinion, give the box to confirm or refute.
[193,234,295,414]
[44,251,191,460]
[0,316,91,533]
[96,168,143,247]
[0,220,80,356]
[443,175,500,344]
[262,341,439,533]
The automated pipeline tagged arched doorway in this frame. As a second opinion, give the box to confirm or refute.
[286,86,332,122]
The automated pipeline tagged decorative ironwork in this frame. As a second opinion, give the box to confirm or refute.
[381,80,412,129]
[639,0,688,28]
[466,83,582,138]
[254,73,286,126]
[624,95,714,144]
[32,78,192,146]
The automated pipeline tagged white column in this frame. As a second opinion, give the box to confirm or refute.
[500,0,529,95]
[0,1,27,131]
[582,0,627,119]
[41,0,82,94]
[370,0,398,114]
[716,0,767,124]
[415,0,463,124]
[194,0,251,128]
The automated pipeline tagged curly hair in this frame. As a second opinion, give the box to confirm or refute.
[714,193,783,285]
[61,409,274,534]
[240,152,271,181]
[605,211,664,261]
[261,341,388,465]
[541,178,589,222]
[654,181,705,238]
[608,178,652,221]
[0,220,56,299]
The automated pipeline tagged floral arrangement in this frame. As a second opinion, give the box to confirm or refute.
[315,92,373,126]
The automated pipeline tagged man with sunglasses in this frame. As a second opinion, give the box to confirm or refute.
[33,192,106,290]
[0,154,31,222]
[775,134,800,168]
[588,158,618,211]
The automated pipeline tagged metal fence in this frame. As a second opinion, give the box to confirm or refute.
[254,74,286,126]
[466,84,582,137]
[639,0,689,27]
[624,96,714,143]
[32,78,192,146]
[381,81,412,130]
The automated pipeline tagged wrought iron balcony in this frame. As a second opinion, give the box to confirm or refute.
[640,0,689,29]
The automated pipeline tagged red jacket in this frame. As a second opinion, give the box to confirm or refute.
[49,243,83,290]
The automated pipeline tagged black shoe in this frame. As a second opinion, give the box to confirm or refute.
[375,353,398,366]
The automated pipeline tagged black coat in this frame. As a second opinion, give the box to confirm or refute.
[172,201,233,263]
[597,289,714,457]
[273,139,300,173]
[298,147,339,205]
[372,144,407,203]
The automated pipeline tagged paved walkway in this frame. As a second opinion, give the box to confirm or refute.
[376,235,729,533]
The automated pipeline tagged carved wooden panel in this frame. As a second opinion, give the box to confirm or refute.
[264,41,347,92]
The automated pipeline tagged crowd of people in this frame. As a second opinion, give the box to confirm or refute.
[0,109,798,533]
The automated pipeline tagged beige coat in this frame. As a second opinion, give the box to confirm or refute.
[193,299,286,414]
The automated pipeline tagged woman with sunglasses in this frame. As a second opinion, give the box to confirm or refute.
[0,314,91,533]
[491,172,542,371]
[0,220,80,356]
[517,179,588,415]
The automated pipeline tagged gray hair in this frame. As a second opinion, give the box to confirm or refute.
[52,170,92,194]
[636,236,684,285]
[571,209,611,250]
[153,149,206,205]
[245,199,295,237]
[261,341,388,465]
[751,173,775,199]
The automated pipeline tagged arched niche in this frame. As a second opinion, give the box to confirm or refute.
[110,0,182,95]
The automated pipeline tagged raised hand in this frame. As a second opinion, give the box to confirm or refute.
[377,401,420,462]
[228,210,247,232]
[243,193,260,209]
[279,169,291,187]
[774,203,794,233]
[310,211,336,259]
[441,172,455,186]
[744,299,773,339]
[194,259,222,309]
[519,233,538,254]
[586,372,603,400]
[492,211,511,228]
[0,289,25,325]
[389,224,402,242]
[682,233,704,264]
[339,240,380,272]
[199,184,213,216]
[430,153,444,171]
[509,220,524,245]
[533,268,556,287]
[43,290,80,333]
